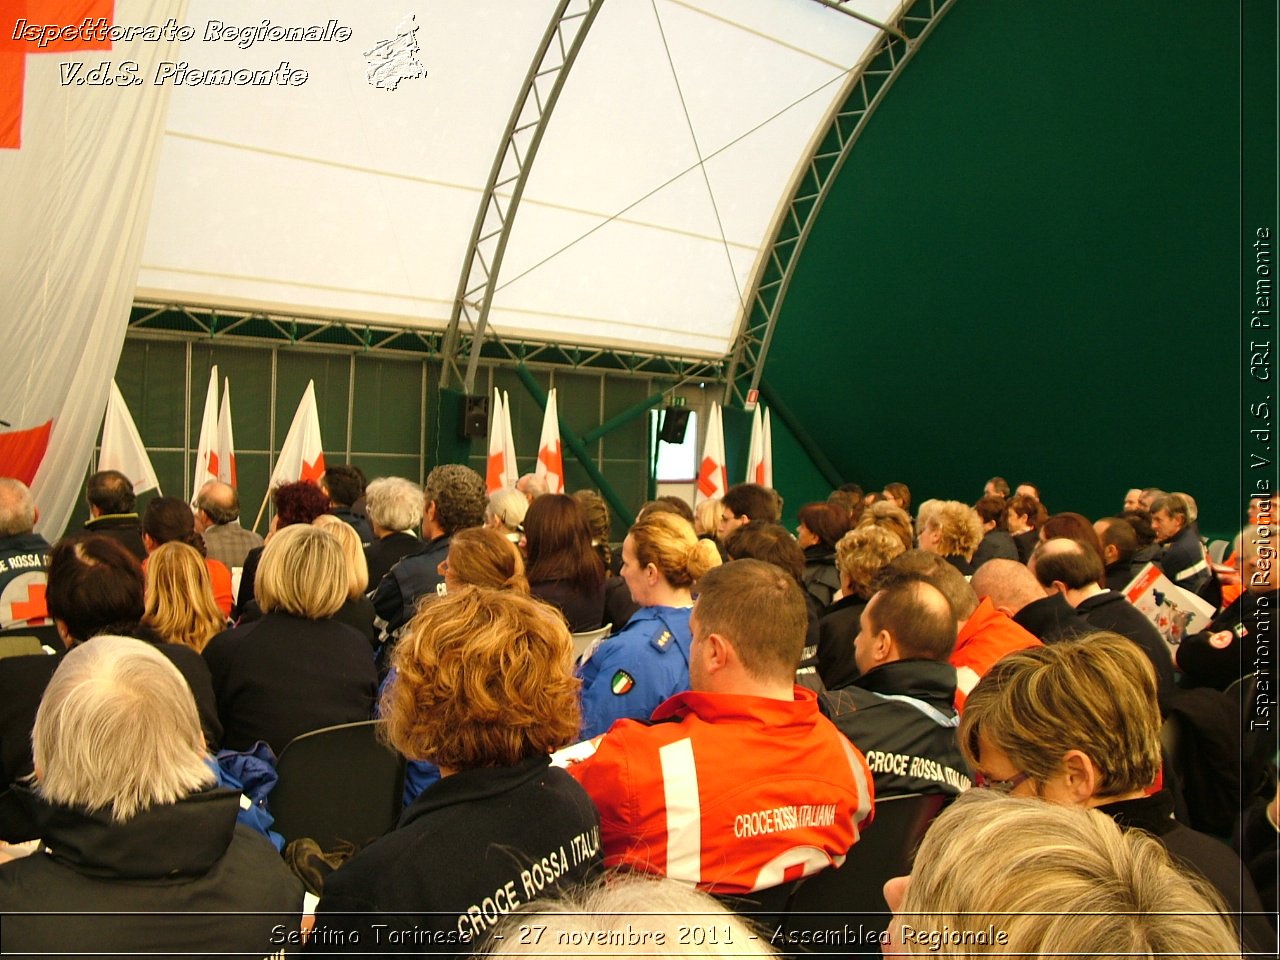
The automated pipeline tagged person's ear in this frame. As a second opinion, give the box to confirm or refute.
[1102,543,1119,566]
[1059,749,1099,803]
[883,875,910,913]
[873,628,894,666]
[1051,579,1070,597]
[705,632,732,674]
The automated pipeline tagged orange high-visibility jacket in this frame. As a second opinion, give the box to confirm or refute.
[568,686,874,895]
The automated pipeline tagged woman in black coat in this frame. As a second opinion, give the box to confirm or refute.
[522,494,606,632]
[203,524,377,755]
[310,587,603,953]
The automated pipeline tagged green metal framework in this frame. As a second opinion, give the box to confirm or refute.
[724,0,956,408]
[439,0,607,394]
[128,301,726,380]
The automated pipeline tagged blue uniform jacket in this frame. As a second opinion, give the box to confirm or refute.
[576,605,693,740]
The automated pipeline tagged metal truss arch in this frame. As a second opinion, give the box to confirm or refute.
[439,0,607,394]
[724,0,958,408]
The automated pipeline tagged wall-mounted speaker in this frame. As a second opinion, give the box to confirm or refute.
[460,395,489,438]
[659,407,691,444]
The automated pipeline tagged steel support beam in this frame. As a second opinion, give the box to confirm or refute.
[439,0,606,394]
[724,0,956,408]
[127,301,724,380]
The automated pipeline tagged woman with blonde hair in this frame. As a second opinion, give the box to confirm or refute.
[201,524,378,754]
[142,541,226,653]
[883,791,1245,959]
[816,525,908,688]
[312,514,378,647]
[577,512,721,738]
[311,588,602,943]
[141,495,234,618]
[917,500,984,576]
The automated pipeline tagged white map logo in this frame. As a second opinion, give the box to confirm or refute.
[364,13,427,91]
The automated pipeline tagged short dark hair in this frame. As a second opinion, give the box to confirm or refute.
[724,521,804,584]
[721,483,780,524]
[798,502,851,549]
[986,477,1011,498]
[272,481,331,528]
[86,470,135,515]
[1032,539,1105,591]
[322,465,365,508]
[1119,510,1157,547]
[142,496,205,556]
[1097,517,1138,567]
[867,578,957,661]
[878,549,978,620]
[1007,493,1045,529]
[693,559,806,683]
[46,535,145,642]
[974,495,1008,528]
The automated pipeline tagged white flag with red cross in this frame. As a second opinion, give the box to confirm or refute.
[535,388,565,495]
[270,381,326,488]
[696,402,728,505]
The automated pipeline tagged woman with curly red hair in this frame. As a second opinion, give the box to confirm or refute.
[312,587,603,945]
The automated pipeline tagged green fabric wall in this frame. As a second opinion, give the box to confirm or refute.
[764,0,1271,539]
[90,338,672,542]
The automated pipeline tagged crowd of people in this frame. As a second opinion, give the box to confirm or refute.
[0,466,1273,957]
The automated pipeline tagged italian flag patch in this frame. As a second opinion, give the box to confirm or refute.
[611,670,635,695]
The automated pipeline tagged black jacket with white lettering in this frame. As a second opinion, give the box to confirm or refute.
[821,659,973,798]
[309,755,603,957]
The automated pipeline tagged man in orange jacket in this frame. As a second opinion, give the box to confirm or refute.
[880,551,1042,709]
[566,559,874,895]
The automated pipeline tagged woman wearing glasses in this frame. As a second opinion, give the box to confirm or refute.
[959,633,1272,951]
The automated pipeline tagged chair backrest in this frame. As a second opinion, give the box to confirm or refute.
[781,792,950,940]
[270,719,405,850]
[1207,539,1230,564]
[572,623,612,663]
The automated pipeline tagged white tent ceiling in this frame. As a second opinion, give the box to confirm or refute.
[136,0,901,358]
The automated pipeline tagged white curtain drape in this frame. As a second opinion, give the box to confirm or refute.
[0,1,186,538]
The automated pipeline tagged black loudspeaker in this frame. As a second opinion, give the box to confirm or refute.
[659,407,691,444]
[460,395,489,438]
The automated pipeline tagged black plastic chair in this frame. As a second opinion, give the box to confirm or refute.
[269,719,405,849]
[779,793,950,956]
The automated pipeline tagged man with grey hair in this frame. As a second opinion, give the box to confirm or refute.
[516,472,548,505]
[0,636,303,953]
[363,477,423,586]
[1150,491,1210,593]
[193,480,263,569]
[0,478,51,632]
[371,464,487,634]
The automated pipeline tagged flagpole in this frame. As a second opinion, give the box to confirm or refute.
[251,488,271,535]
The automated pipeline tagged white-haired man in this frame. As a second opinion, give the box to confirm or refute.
[0,636,302,953]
